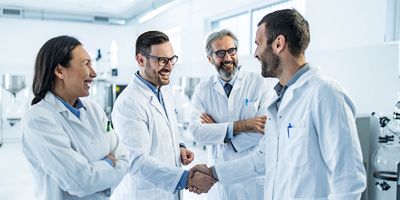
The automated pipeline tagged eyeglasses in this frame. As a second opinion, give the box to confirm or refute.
[143,54,178,66]
[213,47,237,58]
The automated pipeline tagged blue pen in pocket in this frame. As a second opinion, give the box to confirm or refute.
[287,123,293,138]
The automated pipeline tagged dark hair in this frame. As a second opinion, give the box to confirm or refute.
[135,30,169,55]
[31,35,81,105]
[257,9,310,56]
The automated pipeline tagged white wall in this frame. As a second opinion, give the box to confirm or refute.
[136,0,400,116]
[132,0,273,86]
[306,0,400,115]
[0,18,137,86]
[0,0,398,116]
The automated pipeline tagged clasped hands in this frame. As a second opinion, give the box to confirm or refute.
[187,164,216,194]
[180,147,215,194]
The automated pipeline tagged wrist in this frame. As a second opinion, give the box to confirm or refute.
[233,120,246,134]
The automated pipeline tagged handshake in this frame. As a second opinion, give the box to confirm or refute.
[187,164,216,194]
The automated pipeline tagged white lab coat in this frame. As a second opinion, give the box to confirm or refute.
[214,66,367,199]
[111,75,184,200]
[21,92,129,200]
[189,69,273,200]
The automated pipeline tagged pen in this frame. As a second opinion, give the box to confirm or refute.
[287,123,293,138]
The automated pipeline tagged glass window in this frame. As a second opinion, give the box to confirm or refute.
[164,26,183,63]
[211,12,250,56]
[251,0,306,53]
[385,0,400,41]
[210,0,306,55]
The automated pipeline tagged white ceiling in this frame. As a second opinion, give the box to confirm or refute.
[0,0,171,21]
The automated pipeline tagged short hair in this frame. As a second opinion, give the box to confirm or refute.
[205,29,239,57]
[32,35,81,105]
[135,30,169,55]
[257,9,310,56]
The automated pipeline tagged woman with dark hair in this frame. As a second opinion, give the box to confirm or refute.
[21,35,129,200]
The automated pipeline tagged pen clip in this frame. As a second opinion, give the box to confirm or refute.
[287,123,293,138]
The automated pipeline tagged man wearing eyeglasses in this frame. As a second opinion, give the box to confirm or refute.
[111,30,216,200]
[189,29,274,200]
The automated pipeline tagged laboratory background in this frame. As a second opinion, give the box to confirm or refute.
[0,0,400,199]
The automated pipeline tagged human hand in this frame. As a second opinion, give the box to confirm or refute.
[200,113,215,124]
[187,171,216,194]
[180,147,194,165]
[106,153,116,167]
[189,164,213,177]
[234,115,267,134]
[188,164,215,194]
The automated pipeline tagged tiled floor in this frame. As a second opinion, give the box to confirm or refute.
[0,130,209,200]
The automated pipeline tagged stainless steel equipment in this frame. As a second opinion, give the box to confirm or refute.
[89,78,127,119]
[370,107,400,200]
[179,77,201,99]
[90,78,113,117]
[2,74,26,98]
[0,74,27,147]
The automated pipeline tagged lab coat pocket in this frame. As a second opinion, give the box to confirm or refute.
[243,98,260,119]
[287,127,308,167]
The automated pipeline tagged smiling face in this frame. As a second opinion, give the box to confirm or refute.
[208,36,239,81]
[137,41,175,87]
[254,24,281,78]
[53,45,96,104]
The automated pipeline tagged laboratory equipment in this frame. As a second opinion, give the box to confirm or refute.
[0,74,27,147]
[173,77,201,129]
[89,78,113,118]
[370,98,400,200]
[89,80,127,119]
[179,76,201,99]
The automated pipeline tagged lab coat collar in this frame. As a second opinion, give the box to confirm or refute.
[43,92,88,126]
[132,76,171,125]
[274,64,320,111]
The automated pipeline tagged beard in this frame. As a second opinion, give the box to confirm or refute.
[144,62,171,86]
[216,60,238,81]
[261,45,280,78]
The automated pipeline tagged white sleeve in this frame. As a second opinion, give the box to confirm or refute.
[21,108,123,197]
[229,77,274,152]
[215,136,266,184]
[111,98,184,194]
[99,109,130,186]
[189,84,229,145]
[313,82,366,199]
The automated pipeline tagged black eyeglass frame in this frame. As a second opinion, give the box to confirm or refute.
[213,47,237,58]
[142,54,179,66]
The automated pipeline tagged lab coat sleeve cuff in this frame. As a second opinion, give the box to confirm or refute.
[224,122,234,143]
[102,156,114,167]
[210,166,219,181]
[175,170,189,192]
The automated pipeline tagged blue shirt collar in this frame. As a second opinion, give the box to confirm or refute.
[273,63,310,96]
[54,94,85,119]
[135,71,160,95]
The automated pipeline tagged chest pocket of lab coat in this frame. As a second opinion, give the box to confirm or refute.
[242,99,260,119]
[287,127,308,167]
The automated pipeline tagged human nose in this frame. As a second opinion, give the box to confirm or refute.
[254,48,259,60]
[89,65,97,78]
[164,60,174,69]
[223,51,232,60]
